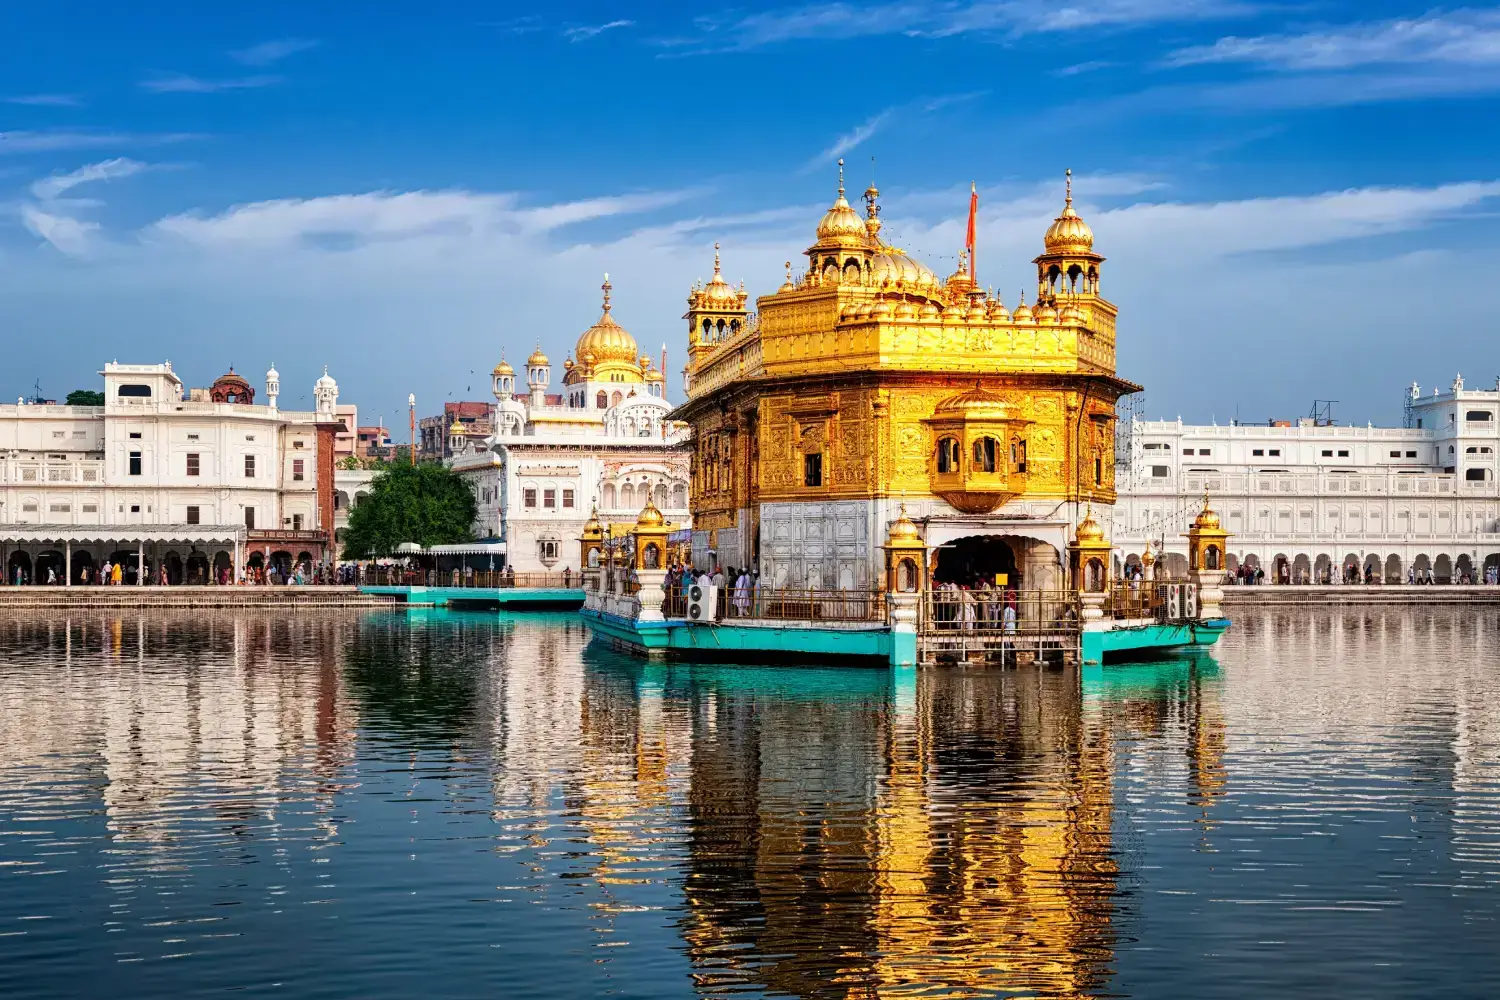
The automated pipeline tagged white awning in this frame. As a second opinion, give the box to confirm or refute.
[394,541,507,556]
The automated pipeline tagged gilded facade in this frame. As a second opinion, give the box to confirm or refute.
[673,166,1139,589]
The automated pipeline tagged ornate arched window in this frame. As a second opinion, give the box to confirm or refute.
[596,391,608,408]
[972,436,998,473]
[936,437,961,474]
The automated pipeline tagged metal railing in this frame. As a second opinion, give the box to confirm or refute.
[921,589,1081,635]
[361,567,581,589]
[663,585,887,623]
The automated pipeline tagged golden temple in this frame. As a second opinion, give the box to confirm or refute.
[672,163,1141,592]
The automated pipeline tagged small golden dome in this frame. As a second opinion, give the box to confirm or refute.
[492,355,514,377]
[1012,292,1034,323]
[636,499,665,527]
[574,274,640,368]
[919,301,941,319]
[1043,169,1095,254]
[934,382,1012,421]
[527,344,549,367]
[1058,302,1083,324]
[698,243,741,307]
[1035,301,1058,324]
[887,504,921,543]
[894,299,916,319]
[449,417,464,434]
[1194,496,1222,530]
[1141,546,1156,566]
[944,250,976,295]
[815,159,871,246]
[582,506,603,537]
[1075,510,1105,543]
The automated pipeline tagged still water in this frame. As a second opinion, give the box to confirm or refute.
[0,608,1497,998]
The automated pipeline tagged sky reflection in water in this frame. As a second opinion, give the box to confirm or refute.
[0,607,1496,998]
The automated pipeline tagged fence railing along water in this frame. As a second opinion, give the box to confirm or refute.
[363,567,580,589]
[661,586,888,623]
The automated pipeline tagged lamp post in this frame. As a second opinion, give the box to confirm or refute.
[407,393,416,466]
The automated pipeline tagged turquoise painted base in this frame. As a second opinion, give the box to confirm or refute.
[581,609,894,664]
[360,585,585,609]
[1081,618,1230,665]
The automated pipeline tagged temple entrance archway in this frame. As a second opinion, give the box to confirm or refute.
[933,535,1020,589]
[1363,553,1382,583]
[35,550,65,584]
[1292,554,1312,584]
[1484,554,1500,581]
[1385,554,1402,583]
[71,550,95,585]
[186,550,209,584]
[1314,554,1333,585]
[212,551,232,583]
[1456,554,1474,583]
[7,551,31,584]
[1435,554,1453,584]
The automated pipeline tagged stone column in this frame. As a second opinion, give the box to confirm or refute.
[1080,590,1105,622]
[137,539,145,586]
[636,568,667,623]
[65,541,72,587]
[1189,567,1224,620]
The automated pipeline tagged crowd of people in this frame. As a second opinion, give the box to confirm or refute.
[928,579,1020,632]
[662,563,758,617]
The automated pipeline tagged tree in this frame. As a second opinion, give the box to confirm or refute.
[66,389,104,406]
[341,462,477,559]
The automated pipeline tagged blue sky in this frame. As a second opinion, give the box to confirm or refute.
[2,1,1497,427]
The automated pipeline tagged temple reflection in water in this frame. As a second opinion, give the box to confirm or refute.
[0,609,1248,997]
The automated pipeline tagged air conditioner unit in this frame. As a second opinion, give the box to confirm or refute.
[1182,583,1199,618]
[688,582,719,622]
[1165,584,1182,620]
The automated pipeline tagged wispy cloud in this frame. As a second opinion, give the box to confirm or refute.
[806,110,894,170]
[140,73,281,94]
[0,130,199,154]
[148,187,698,250]
[666,0,1256,53]
[30,157,150,200]
[921,90,987,111]
[5,93,83,107]
[1055,60,1114,76]
[20,206,100,256]
[230,37,320,66]
[1166,10,1500,70]
[564,19,634,41]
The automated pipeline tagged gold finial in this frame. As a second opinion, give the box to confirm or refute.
[785,260,792,281]
[837,157,845,196]
[713,241,721,277]
[1019,288,1026,306]
[1065,168,1073,209]
[601,272,612,312]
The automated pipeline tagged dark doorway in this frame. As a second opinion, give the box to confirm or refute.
[934,536,1020,589]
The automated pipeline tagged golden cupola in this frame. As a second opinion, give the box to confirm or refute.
[812,159,872,250]
[492,354,514,377]
[685,243,750,357]
[527,345,550,367]
[1043,172,1095,255]
[689,243,748,311]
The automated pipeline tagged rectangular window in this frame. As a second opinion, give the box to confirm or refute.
[1338,449,1349,457]
[1269,449,1281,457]
[539,540,559,561]
[1183,447,1194,456]
[82,504,97,514]
[187,433,199,441]
[1252,449,1264,457]
[804,453,823,487]
[292,458,305,481]
[72,430,86,439]
[1321,449,1333,457]
[130,504,140,514]
[186,453,200,476]
[186,505,200,525]
[129,431,142,439]
[562,489,575,509]
[49,503,70,513]
[524,488,537,508]
[244,454,256,478]
[128,451,142,476]
[1198,448,1212,456]
[543,488,556,509]
[246,434,256,442]
[1406,451,1417,458]
[293,440,305,449]
[52,430,64,439]
[245,507,256,530]
[1151,465,1170,478]
[292,513,304,530]
[1390,450,1401,458]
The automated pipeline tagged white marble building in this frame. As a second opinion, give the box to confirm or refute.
[1,361,341,584]
[1114,375,1500,583]
[450,277,691,573]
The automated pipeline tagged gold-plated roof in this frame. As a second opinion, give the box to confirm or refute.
[1193,494,1223,530]
[527,344,550,367]
[697,243,741,307]
[933,382,1012,421]
[492,353,514,377]
[449,417,465,434]
[575,275,639,368]
[871,248,937,290]
[886,503,921,543]
[1074,509,1105,543]
[1043,169,1095,255]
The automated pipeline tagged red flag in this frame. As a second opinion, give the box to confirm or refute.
[965,182,978,279]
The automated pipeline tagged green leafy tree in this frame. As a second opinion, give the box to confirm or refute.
[66,389,105,406]
[341,462,478,559]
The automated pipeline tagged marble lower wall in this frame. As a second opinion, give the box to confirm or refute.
[758,500,879,591]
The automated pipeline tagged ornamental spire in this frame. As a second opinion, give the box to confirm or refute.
[1065,167,1073,209]
[601,273,612,312]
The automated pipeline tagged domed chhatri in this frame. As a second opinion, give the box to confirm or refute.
[886,503,921,543]
[1074,508,1105,543]
[636,498,665,527]
[492,353,514,377]
[1043,168,1094,255]
[527,345,550,367]
[573,274,640,369]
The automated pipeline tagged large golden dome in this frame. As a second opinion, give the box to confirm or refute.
[574,274,639,367]
[1044,169,1095,254]
[871,247,937,289]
